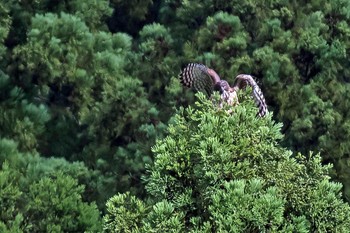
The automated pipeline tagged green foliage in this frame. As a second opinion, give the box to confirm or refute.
[26,173,100,232]
[209,179,287,232]
[104,94,350,232]
[103,192,147,232]
[0,3,11,57]
[111,0,152,20]
[2,0,350,230]
[104,193,185,233]
[3,0,112,46]
[0,71,50,151]
[0,162,23,233]
[135,23,180,104]
[108,0,154,36]
[197,11,247,54]
[157,0,350,202]
[6,9,159,205]
[68,0,113,30]
[0,138,102,232]
[12,10,150,149]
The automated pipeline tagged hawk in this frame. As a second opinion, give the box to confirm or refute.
[179,63,268,117]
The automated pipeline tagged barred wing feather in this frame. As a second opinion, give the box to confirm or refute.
[234,74,268,117]
[180,63,215,97]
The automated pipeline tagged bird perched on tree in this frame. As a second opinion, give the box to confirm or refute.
[179,63,268,117]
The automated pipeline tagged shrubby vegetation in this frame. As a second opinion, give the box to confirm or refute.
[104,94,350,232]
[0,139,101,232]
[1,0,350,231]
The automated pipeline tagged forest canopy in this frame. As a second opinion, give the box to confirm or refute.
[1,0,350,232]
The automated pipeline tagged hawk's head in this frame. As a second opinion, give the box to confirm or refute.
[214,80,230,94]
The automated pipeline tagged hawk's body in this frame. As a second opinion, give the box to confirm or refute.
[179,63,268,117]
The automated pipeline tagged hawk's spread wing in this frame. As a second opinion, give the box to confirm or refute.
[233,74,268,117]
[179,63,217,97]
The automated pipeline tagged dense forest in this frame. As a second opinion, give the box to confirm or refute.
[1,0,350,232]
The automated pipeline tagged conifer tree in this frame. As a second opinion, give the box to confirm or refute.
[0,3,10,58]
[108,0,154,35]
[104,93,350,232]
[6,6,160,204]
[2,0,350,228]
[0,138,102,232]
[157,0,350,202]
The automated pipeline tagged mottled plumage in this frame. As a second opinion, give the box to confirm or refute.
[179,63,268,117]
[233,74,268,117]
[179,63,216,97]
